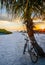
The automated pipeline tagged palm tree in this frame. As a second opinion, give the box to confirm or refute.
[1,0,45,56]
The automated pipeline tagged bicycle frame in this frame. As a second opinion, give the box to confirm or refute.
[22,33,38,63]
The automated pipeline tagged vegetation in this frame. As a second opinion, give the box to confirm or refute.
[0,0,45,56]
[0,29,12,34]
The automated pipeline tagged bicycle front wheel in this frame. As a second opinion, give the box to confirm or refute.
[30,50,38,63]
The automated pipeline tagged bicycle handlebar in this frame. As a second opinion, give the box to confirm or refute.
[25,39,29,41]
[22,33,28,38]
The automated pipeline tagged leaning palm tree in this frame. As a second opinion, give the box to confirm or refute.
[1,0,45,56]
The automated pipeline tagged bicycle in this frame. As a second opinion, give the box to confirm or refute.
[23,33,38,63]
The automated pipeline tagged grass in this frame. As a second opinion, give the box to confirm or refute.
[0,29,12,34]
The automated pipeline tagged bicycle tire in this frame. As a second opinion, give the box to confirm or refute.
[30,51,38,63]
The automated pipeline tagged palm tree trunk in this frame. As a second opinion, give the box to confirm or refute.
[25,19,45,57]
[24,0,45,57]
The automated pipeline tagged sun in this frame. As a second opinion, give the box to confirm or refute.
[33,23,45,31]
[40,25,45,30]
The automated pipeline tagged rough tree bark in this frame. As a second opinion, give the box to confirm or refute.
[25,19,45,57]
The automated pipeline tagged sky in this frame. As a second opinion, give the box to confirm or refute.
[0,18,45,31]
[0,5,45,31]
[0,19,26,31]
[0,6,26,31]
